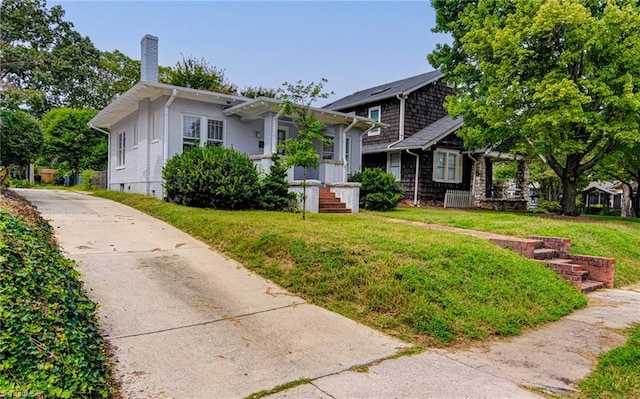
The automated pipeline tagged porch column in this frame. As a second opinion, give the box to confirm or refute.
[472,154,487,207]
[263,113,275,156]
[334,125,346,181]
[515,159,530,201]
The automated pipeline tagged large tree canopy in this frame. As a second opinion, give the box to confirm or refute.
[0,0,101,116]
[41,108,106,173]
[0,109,43,184]
[429,0,640,215]
[164,56,238,94]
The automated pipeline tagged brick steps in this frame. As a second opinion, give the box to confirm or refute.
[489,235,614,293]
[318,187,351,214]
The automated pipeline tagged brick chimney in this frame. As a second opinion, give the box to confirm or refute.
[140,34,158,83]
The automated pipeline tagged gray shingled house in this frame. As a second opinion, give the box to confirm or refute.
[324,71,474,206]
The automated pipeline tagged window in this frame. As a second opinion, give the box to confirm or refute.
[151,112,159,141]
[133,122,138,147]
[322,135,334,160]
[388,152,401,181]
[117,131,126,167]
[368,106,381,136]
[433,149,462,183]
[206,119,224,146]
[183,116,201,150]
[277,127,288,155]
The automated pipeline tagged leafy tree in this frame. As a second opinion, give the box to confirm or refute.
[0,0,101,116]
[429,0,640,215]
[593,144,640,217]
[278,79,332,220]
[40,108,106,173]
[0,110,43,186]
[164,56,237,94]
[240,86,279,99]
[87,50,142,109]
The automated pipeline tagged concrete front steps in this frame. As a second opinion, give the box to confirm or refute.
[489,235,615,293]
[318,187,351,214]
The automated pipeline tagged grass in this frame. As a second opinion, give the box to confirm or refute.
[370,207,640,287]
[572,324,640,399]
[93,190,586,347]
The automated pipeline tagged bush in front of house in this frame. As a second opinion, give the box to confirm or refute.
[358,168,404,211]
[536,199,562,213]
[163,145,260,210]
[259,154,297,211]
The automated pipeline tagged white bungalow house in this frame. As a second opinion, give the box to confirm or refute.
[89,35,380,213]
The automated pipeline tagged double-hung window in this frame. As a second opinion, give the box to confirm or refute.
[433,149,462,183]
[117,131,126,167]
[388,152,401,181]
[322,135,334,160]
[206,119,224,146]
[368,106,381,136]
[183,116,201,150]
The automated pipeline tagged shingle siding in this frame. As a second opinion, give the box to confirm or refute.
[404,81,453,137]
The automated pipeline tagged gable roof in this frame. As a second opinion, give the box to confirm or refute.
[223,97,385,130]
[89,81,247,128]
[324,70,444,111]
[362,115,463,154]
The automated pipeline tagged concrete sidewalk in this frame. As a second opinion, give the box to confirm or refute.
[18,189,406,398]
[270,284,640,398]
[17,189,640,398]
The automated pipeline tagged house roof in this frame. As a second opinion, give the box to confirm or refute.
[223,97,385,130]
[90,82,383,132]
[89,81,247,128]
[362,115,463,154]
[323,70,444,111]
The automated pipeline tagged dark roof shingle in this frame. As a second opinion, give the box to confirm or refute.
[324,70,444,111]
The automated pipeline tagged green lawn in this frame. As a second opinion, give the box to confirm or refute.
[94,191,586,347]
[573,324,640,399]
[370,207,640,287]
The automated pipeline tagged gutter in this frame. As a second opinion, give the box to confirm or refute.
[88,122,110,190]
[406,149,420,206]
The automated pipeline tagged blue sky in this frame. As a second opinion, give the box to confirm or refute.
[53,1,451,104]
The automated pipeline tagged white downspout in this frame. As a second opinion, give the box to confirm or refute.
[342,118,358,180]
[162,89,178,197]
[406,149,420,206]
[89,123,110,190]
[385,93,409,150]
[397,93,408,141]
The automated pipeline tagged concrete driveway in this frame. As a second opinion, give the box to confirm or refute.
[17,189,406,398]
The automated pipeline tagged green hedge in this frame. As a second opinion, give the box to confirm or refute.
[0,206,114,397]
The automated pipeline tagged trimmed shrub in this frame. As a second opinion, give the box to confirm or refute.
[163,145,261,210]
[259,155,296,211]
[359,168,404,211]
[536,199,562,213]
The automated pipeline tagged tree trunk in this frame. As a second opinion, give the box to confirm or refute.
[621,183,632,218]
[560,176,579,215]
[633,178,640,218]
[302,167,307,221]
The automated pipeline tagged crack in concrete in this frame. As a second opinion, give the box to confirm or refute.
[107,301,306,340]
